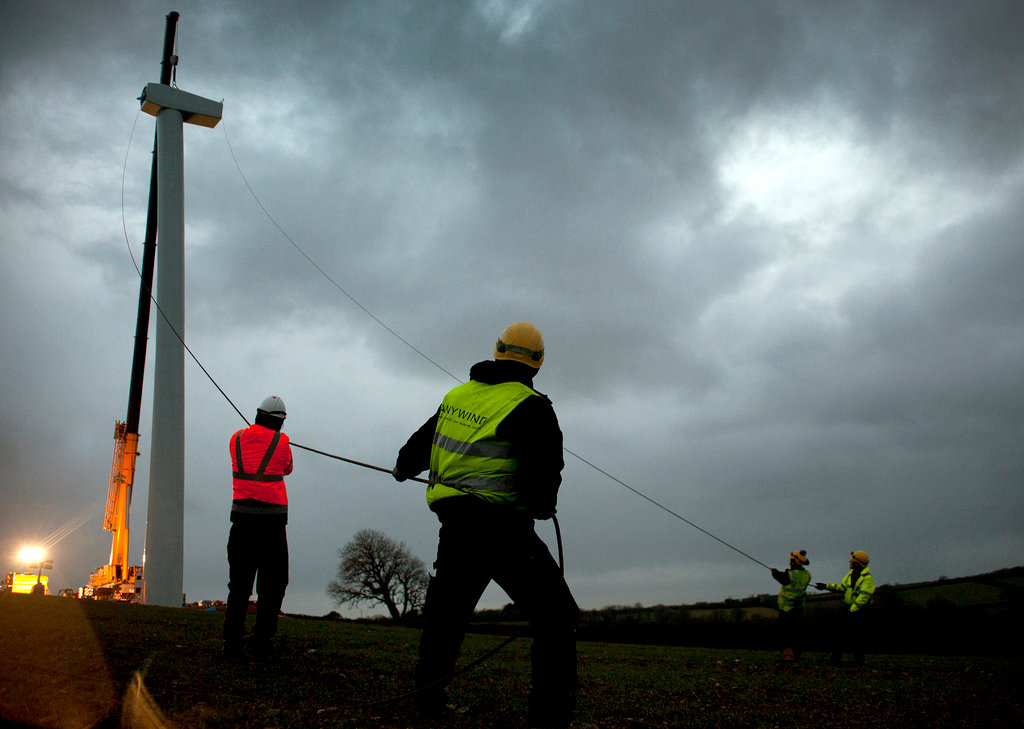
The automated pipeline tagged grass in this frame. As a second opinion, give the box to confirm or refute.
[1,593,1022,728]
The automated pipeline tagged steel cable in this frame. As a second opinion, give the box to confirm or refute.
[118,113,772,579]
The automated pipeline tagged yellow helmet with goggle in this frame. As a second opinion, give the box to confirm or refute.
[494,322,545,369]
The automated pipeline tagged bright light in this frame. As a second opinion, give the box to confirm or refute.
[19,546,44,563]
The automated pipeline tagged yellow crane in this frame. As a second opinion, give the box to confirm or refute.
[83,422,143,600]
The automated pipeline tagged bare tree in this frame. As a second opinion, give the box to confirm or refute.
[327,528,429,619]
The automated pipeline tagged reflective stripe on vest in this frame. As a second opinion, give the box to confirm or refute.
[426,380,537,507]
[233,431,285,482]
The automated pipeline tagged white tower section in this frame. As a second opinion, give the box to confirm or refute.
[139,83,222,607]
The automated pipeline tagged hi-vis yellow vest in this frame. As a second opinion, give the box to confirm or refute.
[827,567,875,612]
[426,380,538,508]
[778,568,811,612]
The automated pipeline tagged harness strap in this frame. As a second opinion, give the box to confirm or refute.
[233,431,285,482]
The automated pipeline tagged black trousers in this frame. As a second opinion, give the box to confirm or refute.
[223,514,289,650]
[832,608,868,663]
[416,497,579,725]
[776,606,804,657]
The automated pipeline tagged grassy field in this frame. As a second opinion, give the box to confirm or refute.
[1,593,1022,729]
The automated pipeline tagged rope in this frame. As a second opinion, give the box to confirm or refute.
[220,121,462,385]
[293,435,765,570]
[289,450,555,711]
[563,446,771,570]
[119,111,250,425]
[292,441,567,574]
[119,111,771,582]
[553,514,565,575]
[217,123,769,570]
[291,443,422,482]
[336,631,523,711]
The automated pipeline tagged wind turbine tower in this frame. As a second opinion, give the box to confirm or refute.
[138,25,222,607]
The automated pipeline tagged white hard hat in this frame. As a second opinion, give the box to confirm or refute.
[257,395,286,419]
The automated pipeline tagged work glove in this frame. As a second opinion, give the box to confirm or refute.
[522,488,557,520]
[531,506,556,521]
[391,467,407,483]
[814,582,827,590]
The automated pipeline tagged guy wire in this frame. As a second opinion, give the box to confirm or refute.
[217,122,768,569]
[220,121,462,385]
[120,110,249,426]
[562,446,770,570]
[119,114,770,573]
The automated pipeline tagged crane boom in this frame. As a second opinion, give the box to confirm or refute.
[85,422,142,599]
[102,422,138,570]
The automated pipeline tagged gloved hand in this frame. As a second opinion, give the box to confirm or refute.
[771,568,784,580]
[815,582,830,591]
[391,467,407,483]
[522,488,557,520]
[531,506,556,521]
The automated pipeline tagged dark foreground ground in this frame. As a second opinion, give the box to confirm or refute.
[1,594,1021,729]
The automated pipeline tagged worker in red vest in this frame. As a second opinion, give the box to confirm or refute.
[223,396,293,660]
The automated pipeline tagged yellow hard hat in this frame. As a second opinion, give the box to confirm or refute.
[789,550,809,566]
[494,322,545,369]
[850,550,869,566]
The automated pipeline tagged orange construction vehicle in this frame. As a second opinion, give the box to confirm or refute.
[82,422,143,601]
[3,572,49,595]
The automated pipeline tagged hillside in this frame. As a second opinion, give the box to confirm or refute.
[470,566,1024,655]
[1,592,1022,729]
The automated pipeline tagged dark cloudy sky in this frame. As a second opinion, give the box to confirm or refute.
[2,1,1022,617]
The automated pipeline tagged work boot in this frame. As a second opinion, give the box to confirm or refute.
[413,688,448,721]
[222,640,245,661]
[250,637,276,662]
[528,684,575,728]
[528,705,573,729]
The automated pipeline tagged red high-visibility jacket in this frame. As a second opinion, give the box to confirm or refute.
[230,424,293,505]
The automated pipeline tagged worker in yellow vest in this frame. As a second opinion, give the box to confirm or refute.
[393,322,579,728]
[815,550,875,664]
[771,549,811,661]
